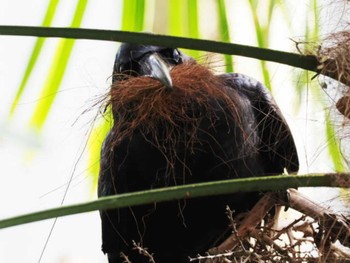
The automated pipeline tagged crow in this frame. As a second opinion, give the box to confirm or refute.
[98,43,299,263]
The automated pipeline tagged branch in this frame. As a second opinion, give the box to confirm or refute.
[0,26,319,74]
[0,173,348,230]
[285,188,350,245]
[210,188,350,255]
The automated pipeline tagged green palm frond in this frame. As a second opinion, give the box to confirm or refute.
[0,26,321,74]
[1,173,348,229]
[248,0,280,89]
[29,0,88,130]
[9,0,60,116]
[216,0,233,72]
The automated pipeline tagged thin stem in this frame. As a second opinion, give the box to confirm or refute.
[0,173,348,230]
[0,26,319,73]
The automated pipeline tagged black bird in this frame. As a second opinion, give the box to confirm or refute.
[98,43,299,263]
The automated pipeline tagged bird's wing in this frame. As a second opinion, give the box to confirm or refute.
[98,130,133,256]
[98,131,119,255]
[219,73,299,174]
[98,130,116,199]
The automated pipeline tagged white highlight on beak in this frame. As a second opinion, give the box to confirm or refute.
[146,53,173,89]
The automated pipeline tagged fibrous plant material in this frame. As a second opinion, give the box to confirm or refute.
[190,189,350,263]
[109,61,241,138]
[299,30,350,119]
[107,61,245,169]
[336,95,350,119]
[317,31,350,120]
[317,31,350,88]
[115,189,350,262]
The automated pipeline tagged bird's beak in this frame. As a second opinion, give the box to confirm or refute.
[140,53,173,90]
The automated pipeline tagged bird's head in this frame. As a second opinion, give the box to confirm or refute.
[112,43,193,89]
[107,44,242,151]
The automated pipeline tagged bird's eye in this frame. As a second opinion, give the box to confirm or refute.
[161,48,182,64]
[172,49,182,64]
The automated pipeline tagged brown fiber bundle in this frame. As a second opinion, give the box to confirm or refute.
[317,31,350,119]
[300,30,350,119]
[317,31,350,88]
[108,61,242,150]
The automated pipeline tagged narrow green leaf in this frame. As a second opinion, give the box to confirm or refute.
[0,27,322,76]
[216,0,233,72]
[134,0,145,31]
[121,1,135,30]
[325,114,346,172]
[186,0,200,58]
[267,0,276,25]
[168,0,185,36]
[248,0,274,88]
[29,0,88,130]
[41,0,61,27]
[293,71,310,110]
[294,1,319,111]
[311,0,319,40]
[70,0,87,27]
[0,173,348,229]
[88,117,112,191]
[29,40,72,128]
[9,0,60,116]
[187,0,199,38]
[121,0,145,32]
[260,60,271,89]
